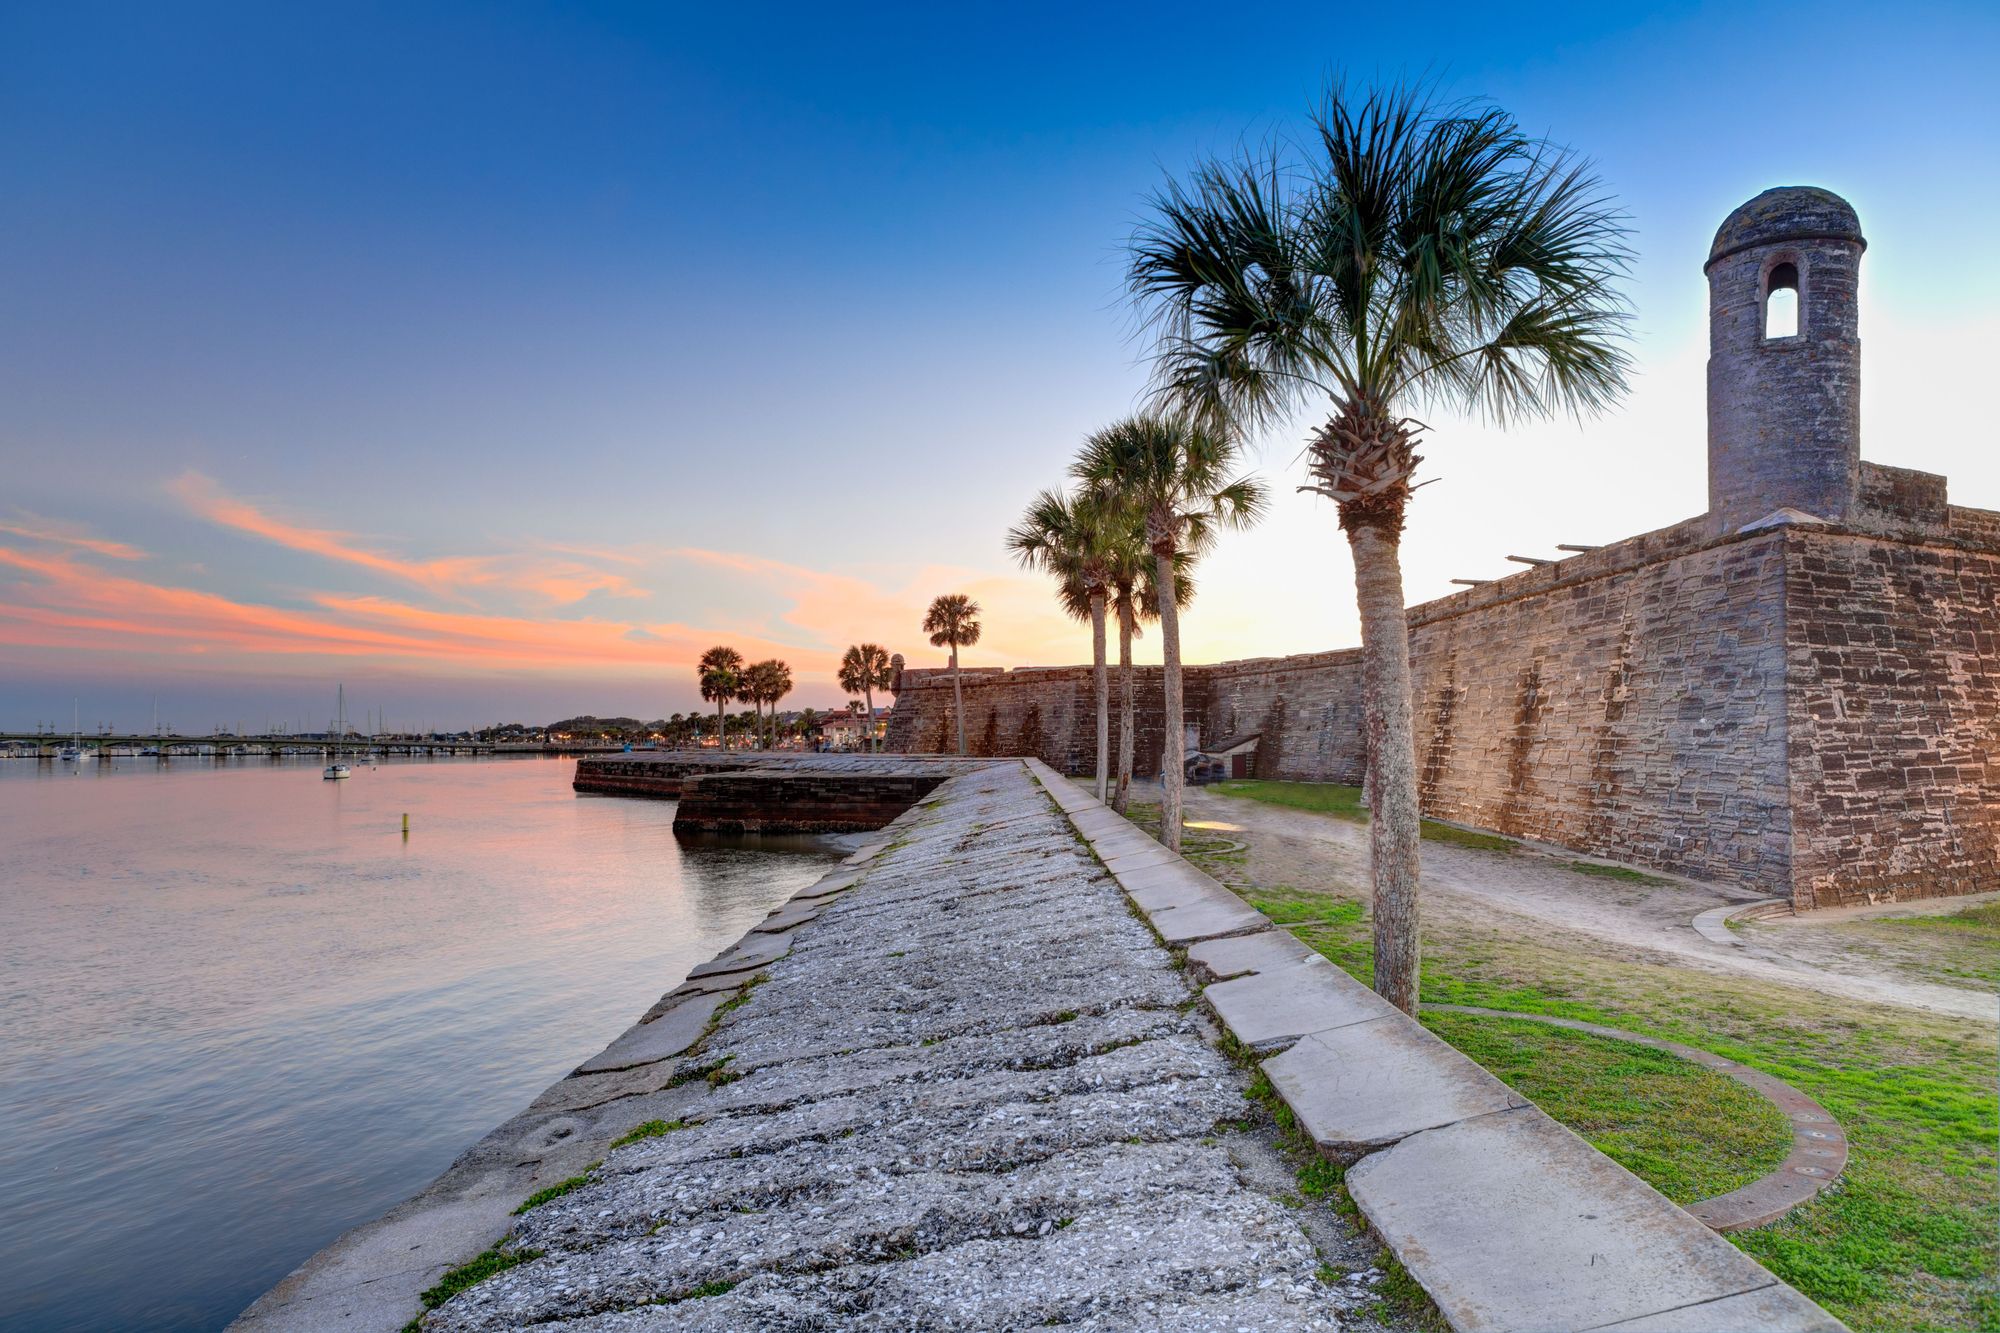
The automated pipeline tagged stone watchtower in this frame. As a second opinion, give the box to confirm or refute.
[1705,186,1866,533]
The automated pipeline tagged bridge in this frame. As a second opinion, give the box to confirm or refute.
[0,734,635,760]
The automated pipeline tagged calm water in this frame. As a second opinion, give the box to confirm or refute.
[0,756,843,1331]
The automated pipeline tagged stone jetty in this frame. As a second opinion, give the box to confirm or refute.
[240,756,1844,1332]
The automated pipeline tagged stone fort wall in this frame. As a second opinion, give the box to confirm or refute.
[886,507,1998,908]
[1784,523,2000,906]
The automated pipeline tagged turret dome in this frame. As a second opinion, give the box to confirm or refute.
[1707,187,1863,268]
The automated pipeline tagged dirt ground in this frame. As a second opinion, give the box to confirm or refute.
[1179,786,1996,1023]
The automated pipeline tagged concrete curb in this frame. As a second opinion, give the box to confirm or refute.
[1426,1005,1848,1231]
[1693,897,1791,946]
[1024,759,1848,1333]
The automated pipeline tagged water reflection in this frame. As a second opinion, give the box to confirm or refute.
[0,757,842,1331]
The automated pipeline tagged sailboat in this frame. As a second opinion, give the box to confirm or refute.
[323,686,352,780]
[57,700,84,762]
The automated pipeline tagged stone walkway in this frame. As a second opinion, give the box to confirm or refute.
[419,762,1360,1331]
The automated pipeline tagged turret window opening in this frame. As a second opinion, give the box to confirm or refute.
[1765,262,1799,339]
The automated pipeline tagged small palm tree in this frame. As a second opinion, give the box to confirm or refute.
[922,595,981,756]
[1073,416,1265,854]
[735,671,762,748]
[762,660,793,749]
[1129,83,1631,1013]
[1007,488,1114,800]
[697,646,744,750]
[838,644,893,753]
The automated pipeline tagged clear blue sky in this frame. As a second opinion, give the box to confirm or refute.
[3,1,1996,730]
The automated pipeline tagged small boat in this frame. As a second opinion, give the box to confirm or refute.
[324,685,353,780]
[59,701,85,762]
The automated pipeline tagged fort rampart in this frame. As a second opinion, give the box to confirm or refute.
[885,188,1998,910]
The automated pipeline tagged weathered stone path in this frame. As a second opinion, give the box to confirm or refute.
[420,762,1352,1331]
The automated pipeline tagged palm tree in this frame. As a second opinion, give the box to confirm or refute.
[697,646,744,751]
[838,644,893,753]
[1007,488,1113,800]
[761,660,793,749]
[1073,417,1265,855]
[1129,84,1631,1014]
[1107,528,1194,814]
[921,595,981,756]
[797,705,819,749]
[735,671,762,749]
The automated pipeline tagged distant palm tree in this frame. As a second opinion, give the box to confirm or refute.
[1074,416,1265,854]
[796,705,819,748]
[838,644,893,753]
[1007,488,1113,800]
[697,646,744,750]
[761,660,794,749]
[735,671,762,748]
[1129,83,1631,1013]
[922,594,981,756]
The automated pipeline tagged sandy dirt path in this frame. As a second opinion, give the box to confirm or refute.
[1181,786,1994,1022]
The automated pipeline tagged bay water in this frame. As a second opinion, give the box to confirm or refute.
[0,756,842,1330]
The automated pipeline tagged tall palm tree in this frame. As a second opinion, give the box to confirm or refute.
[1007,488,1113,800]
[921,595,981,756]
[1129,83,1631,1014]
[1073,416,1265,855]
[697,646,744,751]
[838,644,893,753]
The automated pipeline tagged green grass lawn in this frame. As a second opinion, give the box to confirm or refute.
[1123,791,1997,1333]
[1418,1011,1790,1205]
[1211,779,1521,852]
[1281,899,1999,1332]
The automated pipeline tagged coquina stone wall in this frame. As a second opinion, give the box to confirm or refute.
[1784,525,2000,907]
[886,512,1998,908]
[1405,522,1793,891]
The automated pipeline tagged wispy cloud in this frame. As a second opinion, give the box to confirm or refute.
[0,536,833,687]
[0,479,1102,714]
[168,471,647,606]
[0,514,147,561]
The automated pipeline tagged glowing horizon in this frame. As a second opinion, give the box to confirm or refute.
[3,3,1995,731]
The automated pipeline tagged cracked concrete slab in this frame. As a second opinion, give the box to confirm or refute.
[575,992,727,1075]
[1346,1107,1838,1332]
[1263,1016,1528,1157]
[1204,954,1404,1047]
[1185,928,1319,982]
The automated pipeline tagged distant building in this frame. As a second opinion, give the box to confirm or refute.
[818,711,863,749]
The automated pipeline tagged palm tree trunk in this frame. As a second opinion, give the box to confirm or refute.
[1347,518,1422,1016]
[716,700,727,751]
[1115,600,1134,814]
[1154,550,1183,854]
[862,687,875,753]
[1091,590,1108,802]
[951,645,966,756]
